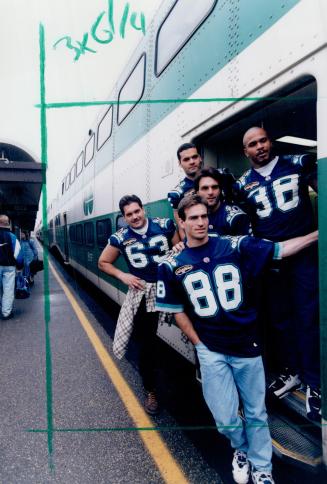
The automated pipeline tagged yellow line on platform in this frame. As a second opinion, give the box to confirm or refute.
[50,262,188,484]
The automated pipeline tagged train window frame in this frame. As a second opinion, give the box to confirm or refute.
[116,214,128,231]
[84,222,94,247]
[84,133,95,167]
[70,164,76,185]
[76,152,84,177]
[155,0,217,77]
[96,218,112,249]
[69,224,76,243]
[75,224,84,245]
[97,106,113,151]
[117,53,146,125]
[64,173,70,191]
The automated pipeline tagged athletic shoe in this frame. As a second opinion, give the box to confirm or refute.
[268,369,301,398]
[251,470,274,484]
[2,312,13,320]
[232,450,250,484]
[306,386,321,422]
[144,391,159,415]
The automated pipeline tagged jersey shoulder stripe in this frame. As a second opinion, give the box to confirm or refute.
[237,169,252,188]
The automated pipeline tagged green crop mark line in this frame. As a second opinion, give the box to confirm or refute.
[34,96,316,109]
[25,421,325,433]
[39,23,54,472]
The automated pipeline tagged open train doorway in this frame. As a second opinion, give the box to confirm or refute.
[194,76,321,468]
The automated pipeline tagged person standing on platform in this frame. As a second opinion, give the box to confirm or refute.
[98,195,179,415]
[0,215,23,319]
[156,195,318,484]
[194,167,251,235]
[20,231,38,284]
[168,143,202,238]
[235,126,320,421]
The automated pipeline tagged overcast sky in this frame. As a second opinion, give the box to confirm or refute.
[1,0,162,204]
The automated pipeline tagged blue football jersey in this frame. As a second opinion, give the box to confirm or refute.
[235,154,316,241]
[109,218,176,282]
[156,235,282,357]
[208,202,251,236]
[168,177,195,209]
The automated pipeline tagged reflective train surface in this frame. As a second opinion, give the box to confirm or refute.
[39,0,327,470]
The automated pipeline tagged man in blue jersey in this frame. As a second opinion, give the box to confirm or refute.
[168,143,203,238]
[194,167,251,235]
[98,195,179,414]
[155,195,317,484]
[235,127,320,421]
[0,215,23,319]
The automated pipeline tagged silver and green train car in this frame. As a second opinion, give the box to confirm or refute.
[43,0,327,470]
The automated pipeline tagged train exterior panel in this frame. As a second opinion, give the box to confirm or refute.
[42,0,327,465]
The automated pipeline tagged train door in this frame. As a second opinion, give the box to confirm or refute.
[193,76,321,468]
[63,213,69,262]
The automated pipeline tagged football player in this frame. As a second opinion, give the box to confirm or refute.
[195,167,251,235]
[98,195,179,414]
[156,195,318,484]
[168,143,202,238]
[235,126,320,421]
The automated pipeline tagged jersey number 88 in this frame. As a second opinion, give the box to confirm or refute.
[183,264,242,317]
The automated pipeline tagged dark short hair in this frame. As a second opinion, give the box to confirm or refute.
[119,195,143,215]
[177,194,208,221]
[194,167,223,192]
[177,142,198,161]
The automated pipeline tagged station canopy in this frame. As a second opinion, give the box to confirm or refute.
[0,142,43,231]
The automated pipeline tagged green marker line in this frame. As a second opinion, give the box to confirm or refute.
[25,421,324,433]
[39,22,54,472]
[34,96,315,109]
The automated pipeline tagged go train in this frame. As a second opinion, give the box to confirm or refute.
[40,0,327,470]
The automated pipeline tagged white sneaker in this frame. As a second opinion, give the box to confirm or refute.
[251,469,275,484]
[232,450,250,484]
[268,370,301,398]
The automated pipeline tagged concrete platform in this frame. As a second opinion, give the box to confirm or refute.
[0,256,218,483]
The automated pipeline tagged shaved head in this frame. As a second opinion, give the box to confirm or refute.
[243,127,273,168]
[243,127,268,147]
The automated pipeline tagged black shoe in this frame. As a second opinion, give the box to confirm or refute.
[306,386,321,422]
[268,369,301,398]
[2,312,13,320]
[144,391,159,415]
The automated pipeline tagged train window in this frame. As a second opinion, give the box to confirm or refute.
[76,152,84,177]
[69,225,76,243]
[84,222,94,246]
[97,106,113,150]
[116,215,128,230]
[70,164,76,185]
[65,173,70,191]
[49,219,54,229]
[118,54,146,125]
[155,0,217,76]
[76,224,83,244]
[84,133,95,166]
[96,219,112,249]
[61,181,65,195]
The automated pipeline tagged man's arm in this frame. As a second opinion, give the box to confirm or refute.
[173,209,186,240]
[98,244,144,290]
[309,175,318,193]
[281,230,318,258]
[171,229,181,246]
[174,312,201,345]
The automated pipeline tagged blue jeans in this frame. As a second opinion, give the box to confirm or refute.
[0,266,16,317]
[195,342,272,472]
